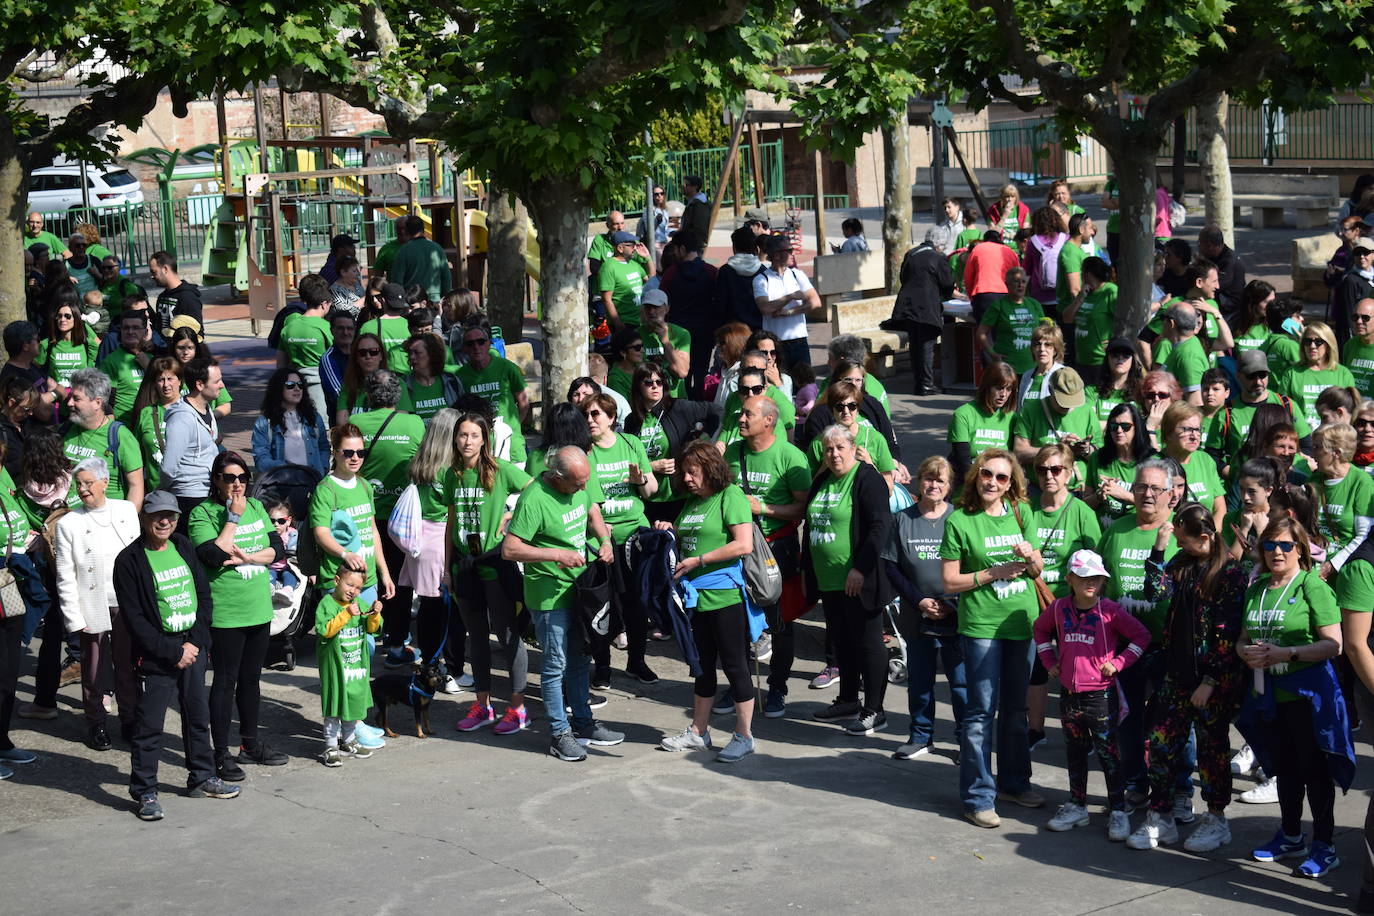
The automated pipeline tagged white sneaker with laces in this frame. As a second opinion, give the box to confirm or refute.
[1126,810,1179,850]
[1173,793,1196,824]
[1240,776,1279,804]
[1183,813,1231,853]
[1047,802,1090,832]
[1107,810,1131,842]
[1230,744,1256,776]
[659,726,712,752]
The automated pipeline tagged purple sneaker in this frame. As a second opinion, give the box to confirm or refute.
[809,667,840,689]
[455,703,496,732]
[493,706,529,735]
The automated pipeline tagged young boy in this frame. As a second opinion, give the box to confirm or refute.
[264,498,299,606]
[1199,368,1231,442]
[318,567,383,766]
[1033,549,1151,840]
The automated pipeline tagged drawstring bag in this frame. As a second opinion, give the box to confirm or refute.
[388,483,424,557]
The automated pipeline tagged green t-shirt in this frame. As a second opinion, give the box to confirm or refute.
[1243,570,1340,699]
[373,238,401,276]
[948,402,1013,460]
[1025,496,1101,598]
[939,503,1039,639]
[188,497,273,628]
[25,229,68,259]
[315,593,373,720]
[1344,338,1374,399]
[807,464,858,592]
[350,408,425,518]
[134,403,170,491]
[1180,450,1226,508]
[1234,324,1271,353]
[99,277,140,319]
[1055,239,1101,313]
[359,315,412,374]
[640,324,691,398]
[440,459,531,580]
[1163,335,1210,391]
[1318,470,1374,557]
[62,418,142,502]
[39,337,98,387]
[590,433,653,540]
[506,477,597,611]
[607,364,634,401]
[586,232,614,265]
[1286,365,1357,430]
[675,484,752,611]
[806,419,894,474]
[1261,334,1301,383]
[1099,513,1177,637]
[981,296,1045,374]
[308,475,379,588]
[1085,452,1140,526]
[636,411,675,502]
[388,237,450,303]
[1087,387,1127,426]
[1336,559,1374,611]
[96,347,144,422]
[719,384,795,450]
[1012,401,1100,488]
[596,257,649,329]
[398,375,451,422]
[455,357,527,464]
[725,436,810,536]
[1074,282,1117,368]
[278,312,333,370]
[1206,393,1312,466]
[145,544,198,633]
[0,469,32,553]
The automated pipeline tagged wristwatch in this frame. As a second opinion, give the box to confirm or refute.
[1290,646,1299,662]
[225,510,242,525]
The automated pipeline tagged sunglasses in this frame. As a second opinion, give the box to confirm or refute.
[218,472,250,484]
[356,347,382,358]
[979,467,1011,484]
[283,380,302,389]
[1356,315,1374,323]
[835,401,860,413]
[626,343,644,352]
[641,377,664,387]
[1145,391,1171,401]
[742,384,767,396]
[1036,464,1067,477]
[1262,540,1296,554]
[56,312,74,320]
[270,517,291,526]
[758,349,777,359]
[340,448,368,460]
[464,337,489,347]
[1356,418,1374,429]
[1107,422,1134,432]
[1302,338,1327,347]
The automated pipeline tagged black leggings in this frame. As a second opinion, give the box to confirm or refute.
[0,616,21,752]
[453,580,526,695]
[821,590,888,713]
[1268,698,1336,844]
[691,602,753,703]
[765,602,795,692]
[378,533,414,649]
[209,622,270,751]
[416,594,468,676]
[595,549,649,671]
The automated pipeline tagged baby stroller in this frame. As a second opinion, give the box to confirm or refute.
[252,463,323,671]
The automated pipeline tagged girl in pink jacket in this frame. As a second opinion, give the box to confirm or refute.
[1033,549,1151,840]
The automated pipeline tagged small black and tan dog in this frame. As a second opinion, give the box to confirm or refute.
[371,660,448,738]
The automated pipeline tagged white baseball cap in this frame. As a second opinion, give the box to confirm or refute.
[1068,549,1110,579]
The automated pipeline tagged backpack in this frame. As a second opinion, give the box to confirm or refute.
[1028,234,1066,294]
[733,446,783,606]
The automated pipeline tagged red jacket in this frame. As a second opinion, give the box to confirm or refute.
[1033,595,1151,693]
[962,241,1021,297]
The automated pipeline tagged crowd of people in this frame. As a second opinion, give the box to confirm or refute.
[6,181,1374,904]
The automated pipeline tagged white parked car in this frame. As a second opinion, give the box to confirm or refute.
[27,164,145,230]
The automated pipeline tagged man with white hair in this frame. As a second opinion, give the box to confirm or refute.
[63,368,145,508]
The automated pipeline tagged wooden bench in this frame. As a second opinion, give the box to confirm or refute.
[1232,174,1338,229]
[912,167,1012,205]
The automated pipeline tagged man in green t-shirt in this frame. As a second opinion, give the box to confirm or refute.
[1012,367,1100,487]
[97,257,141,321]
[454,320,530,465]
[1207,349,1312,469]
[1343,297,1374,399]
[63,368,144,508]
[638,289,690,397]
[387,215,451,304]
[24,212,69,261]
[597,230,654,331]
[278,273,334,414]
[503,446,616,762]
[1159,301,1214,402]
[358,282,413,373]
[586,211,624,278]
[97,310,153,423]
[1055,213,1101,317]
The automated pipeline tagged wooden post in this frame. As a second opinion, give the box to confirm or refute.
[253,85,269,172]
[215,92,231,192]
[318,93,332,137]
[278,88,290,143]
[813,150,828,254]
[731,150,744,219]
[406,139,420,214]
[748,123,767,206]
[943,126,992,222]
[455,177,469,289]
[706,115,747,240]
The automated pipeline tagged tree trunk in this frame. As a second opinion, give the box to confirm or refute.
[0,132,28,332]
[1104,139,1158,338]
[525,177,592,419]
[486,183,529,342]
[1197,91,1234,247]
[881,116,911,294]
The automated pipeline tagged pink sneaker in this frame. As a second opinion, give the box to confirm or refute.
[455,703,496,731]
[493,706,529,735]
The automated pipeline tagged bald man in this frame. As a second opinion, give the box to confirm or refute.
[587,210,628,278]
[24,212,69,260]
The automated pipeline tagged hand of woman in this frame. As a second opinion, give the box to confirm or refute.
[673,555,700,579]
[1155,521,1174,551]
[893,462,912,485]
[341,551,365,572]
[1098,660,1118,677]
[379,574,396,601]
[653,520,675,532]
[1103,479,1134,503]
[1241,642,1273,670]
[855,446,874,466]
[844,569,865,597]
[1190,682,1214,708]
[627,464,647,486]
[1012,541,1034,561]
[227,493,247,516]
[1320,561,1335,580]
[917,597,941,618]
[1146,398,1169,428]
[651,458,676,476]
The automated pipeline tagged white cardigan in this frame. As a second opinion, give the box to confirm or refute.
[55,499,142,634]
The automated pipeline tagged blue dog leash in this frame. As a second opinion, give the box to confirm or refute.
[407,585,452,702]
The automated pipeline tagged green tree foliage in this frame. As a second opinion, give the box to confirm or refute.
[650,107,732,153]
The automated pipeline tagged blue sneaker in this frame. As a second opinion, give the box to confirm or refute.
[1298,841,1339,878]
[354,722,386,749]
[0,747,37,764]
[763,689,786,718]
[1252,828,1307,862]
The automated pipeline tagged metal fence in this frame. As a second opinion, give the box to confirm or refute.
[1186,102,1374,163]
[30,197,220,277]
[930,117,1113,186]
[654,141,785,208]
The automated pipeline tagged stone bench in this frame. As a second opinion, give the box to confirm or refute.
[911,167,1012,205]
[813,249,887,301]
[830,295,904,377]
[1291,233,1339,305]
[1232,174,1338,229]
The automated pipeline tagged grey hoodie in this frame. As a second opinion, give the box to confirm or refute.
[160,399,219,497]
[725,252,762,274]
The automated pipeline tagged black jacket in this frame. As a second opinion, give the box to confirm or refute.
[888,243,954,329]
[680,199,711,251]
[802,461,894,611]
[623,399,720,459]
[798,392,899,460]
[114,533,213,676]
[1211,246,1246,318]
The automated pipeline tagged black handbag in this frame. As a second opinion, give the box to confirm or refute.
[572,558,613,654]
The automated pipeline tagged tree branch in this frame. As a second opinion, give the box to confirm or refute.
[1144,26,1281,128]
[18,51,76,83]
[25,72,168,165]
[796,0,852,43]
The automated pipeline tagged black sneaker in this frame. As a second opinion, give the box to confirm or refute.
[843,710,888,736]
[189,776,241,799]
[134,792,163,821]
[1028,728,1047,752]
[214,750,246,782]
[591,666,612,690]
[86,725,112,752]
[566,693,609,713]
[813,700,861,722]
[549,731,587,762]
[625,663,659,685]
[574,721,625,747]
[239,741,289,766]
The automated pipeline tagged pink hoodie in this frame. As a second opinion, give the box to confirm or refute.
[1033,595,1151,693]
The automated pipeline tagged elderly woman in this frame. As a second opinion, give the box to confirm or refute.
[189,451,288,780]
[805,424,895,736]
[54,457,141,751]
[1356,400,1374,474]
[1238,516,1348,878]
[940,447,1045,827]
[1017,322,1066,413]
[884,456,966,759]
[251,367,331,477]
[806,380,894,487]
[1137,368,1183,447]
[1313,422,1374,575]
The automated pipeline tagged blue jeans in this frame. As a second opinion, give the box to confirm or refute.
[535,609,591,736]
[959,636,1033,813]
[907,633,967,745]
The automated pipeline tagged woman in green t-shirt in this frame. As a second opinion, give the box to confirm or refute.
[807,380,894,485]
[444,411,532,736]
[1089,339,1145,429]
[606,327,644,401]
[333,333,385,427]
[938,448,1045,826]
[190,451,288,779]
[39,290,98,393]
[310,424,395,608]
[1085,403,1153,528]
[400,333,463,423]
[130,356,182,491]
[654,440,756,763]
[947,361,1017,486]
[1312,422,1374,574]
[1232,280,1275,355]
[1161,402,1226,527]
[1237,516,1344,875]
[1287,321,1356,430]
[803,423,897,736]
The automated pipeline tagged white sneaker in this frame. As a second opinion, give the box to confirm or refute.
[1047,802,1090,832]
[659,726,712,752]
[1108,810,1131,842]
[1230,744,1256,776]
[457,672,475,689]
[1126,810,1179,850]
[1183,813,1231,853]
[441,676,463,695]
[1240,776,1279,804]
[1173,793,1196,824]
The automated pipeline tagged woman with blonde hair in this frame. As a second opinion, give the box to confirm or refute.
[1288,320,1356,430]
[1017,321,1066,411]
[988,184,1030,245]
[1313,422,1374,576]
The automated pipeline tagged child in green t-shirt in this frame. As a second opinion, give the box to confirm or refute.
[318,568,383,767]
